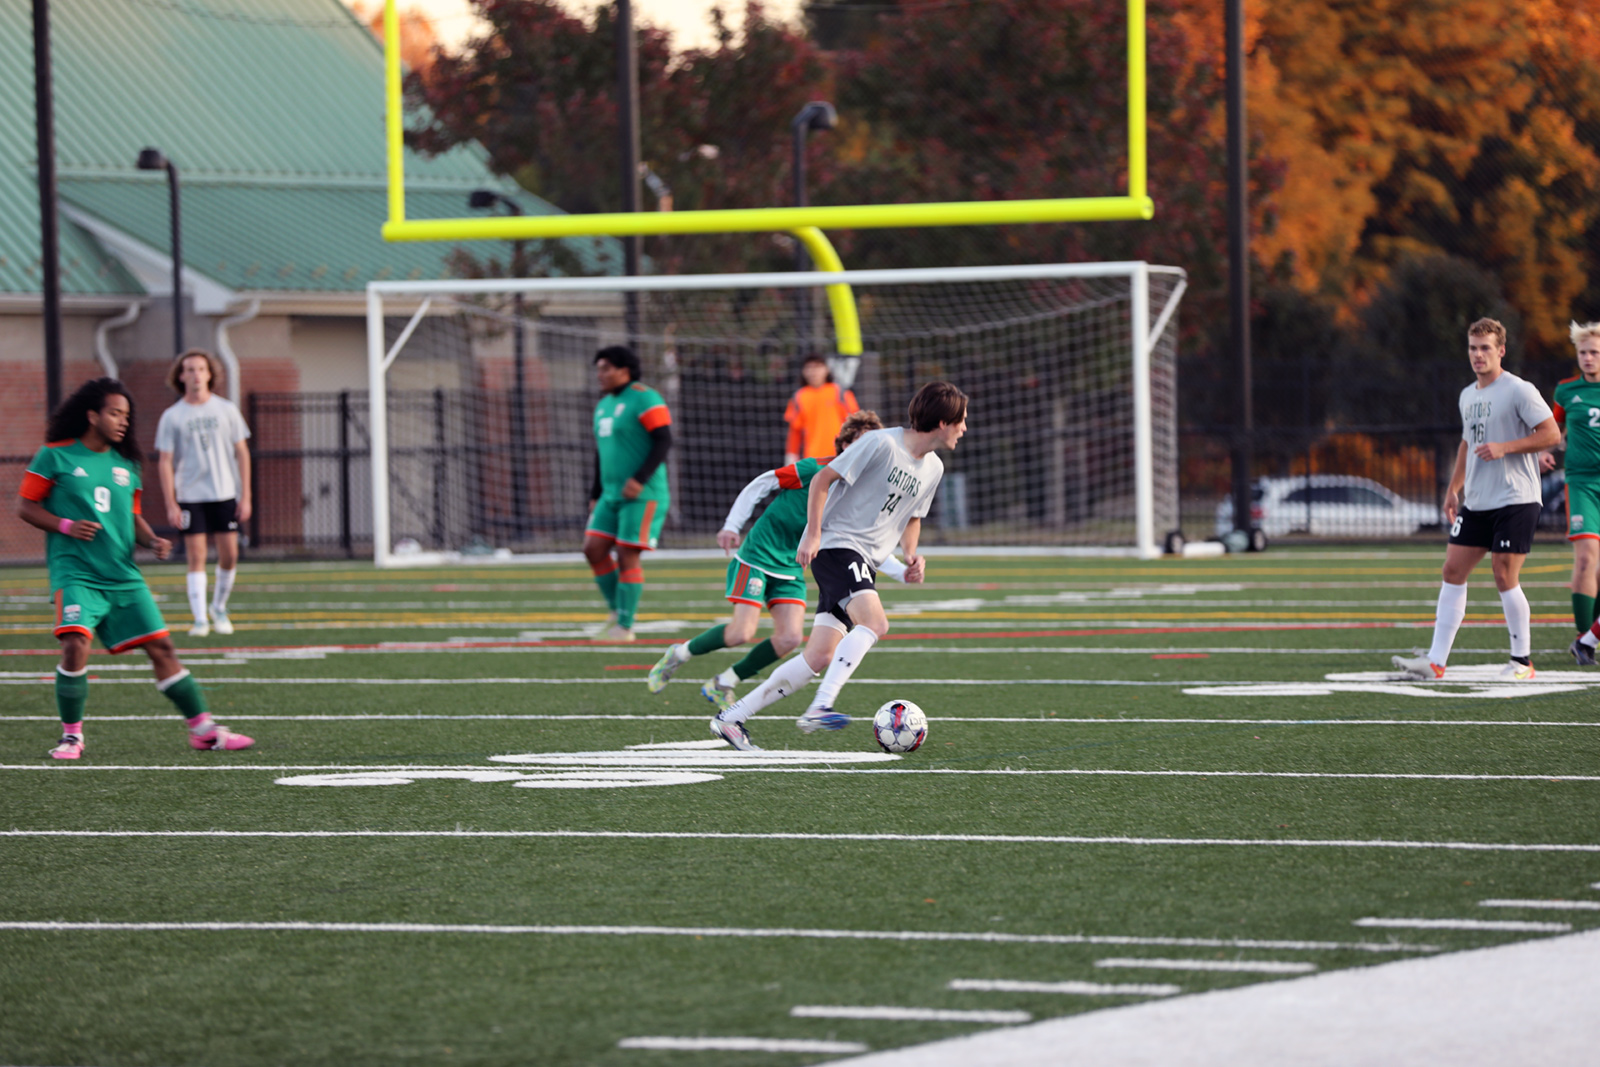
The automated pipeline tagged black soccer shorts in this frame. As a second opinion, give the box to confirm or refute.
[811,547,878,625]
[1448,502,1541,555]
[176,498,239,535]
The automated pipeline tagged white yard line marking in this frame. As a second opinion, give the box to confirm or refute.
[1,829,1596,855]
[1094,957,1316,974]
[790,1006,1031,1024]
[4,714,1599,727]
[618,1037,868,1053]
[948,978,1180,997]
[1189,683,1592,699]
[0,921,1435,952]
[1479,899,1600,911]
[3,761,1597,783]
[1353,917,1572,933]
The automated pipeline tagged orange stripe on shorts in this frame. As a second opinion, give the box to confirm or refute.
[638,500,657,544]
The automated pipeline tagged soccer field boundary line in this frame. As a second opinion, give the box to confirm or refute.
[5,675,1600,690]
[2,762,1598,782]
[0,920,1439,953]
[0,644,1587,660]
[3,829,1598,853]
[5,715,1599,726]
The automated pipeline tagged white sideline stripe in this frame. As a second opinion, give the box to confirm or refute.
[2,829,1596,855]
[619,1036,869,1053]
[4,715,1599,728]
[1354,917,1572,932]
[791,1006,1031,1024]
[2,762,1597,783]
[948,979,1181,997]
[0,677,1365,687]
[1094,957,1316,974]
[1479,899,1600,911]
[0,921,1434,952]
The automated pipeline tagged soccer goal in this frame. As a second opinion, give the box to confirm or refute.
[365,263,1186,566]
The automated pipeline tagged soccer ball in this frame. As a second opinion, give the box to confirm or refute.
[872,699,928,754]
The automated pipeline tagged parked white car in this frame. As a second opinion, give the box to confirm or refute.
[1214,476,1440,538]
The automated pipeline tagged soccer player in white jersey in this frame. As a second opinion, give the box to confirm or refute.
[154,350,253,637]
[1393,319,1560,681]
[708,382,965,743]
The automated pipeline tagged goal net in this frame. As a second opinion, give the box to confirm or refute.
[365,263,1186,566]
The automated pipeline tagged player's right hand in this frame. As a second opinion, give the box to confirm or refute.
[69,520,101,541]
[1442,490,1460,525]
[796,532,821,568]
[166,505,183,528]
[716,529,740,553]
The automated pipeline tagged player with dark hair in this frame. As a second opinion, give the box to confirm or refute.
[156,348,253,636]
[784,354,859,465]
[18,378,254,759]
[647,410,906,716]
[709,382,966,747]
[583,346,672,642]
[1392,319,1560,681]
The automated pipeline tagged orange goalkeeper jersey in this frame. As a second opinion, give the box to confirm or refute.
[784,383,859,459]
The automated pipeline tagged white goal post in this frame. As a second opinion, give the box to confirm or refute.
[365,262,1187,567]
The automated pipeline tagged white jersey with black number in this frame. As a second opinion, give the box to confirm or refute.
[154,395,252,502]
[816,427,943,563]
[1458,371,1552,511]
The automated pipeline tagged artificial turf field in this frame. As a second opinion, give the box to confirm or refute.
[2,546,1598,1066]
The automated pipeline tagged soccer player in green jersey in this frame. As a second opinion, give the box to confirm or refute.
[17,378,254,759]
[1554,322,1600,663]
[645,410,897,710]
[583,346,672,642]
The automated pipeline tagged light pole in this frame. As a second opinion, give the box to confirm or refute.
[791,101,837,356]
[137,147,183,356]
[469,189,529,539]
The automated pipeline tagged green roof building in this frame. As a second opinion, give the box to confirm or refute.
[0,0,623,559]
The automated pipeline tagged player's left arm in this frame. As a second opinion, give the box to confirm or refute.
[625,402,673,501]
[233,439,252,523]
[898,518,925,583]
[1476,416,1561,461]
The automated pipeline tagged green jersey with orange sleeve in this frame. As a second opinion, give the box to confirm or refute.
[722,456,830,580]
[20,440,146,590]
[593,382,671,503]
[1553,376,1600,481]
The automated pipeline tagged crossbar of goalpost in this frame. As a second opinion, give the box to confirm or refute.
[381,0,1151,239]
[366,263,1185,567]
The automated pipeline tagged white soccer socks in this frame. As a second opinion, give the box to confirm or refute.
[186,570,208,624]
[724,654,818,723]
[211,567,237,616]
[1499,585,1532,659]
[809,625,879,710]
[1426,581,1469,667]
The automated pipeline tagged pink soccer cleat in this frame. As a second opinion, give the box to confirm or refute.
[49,735,84,760]
[189,725,254,751]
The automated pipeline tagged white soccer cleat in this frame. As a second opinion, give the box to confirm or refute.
[1390,653,1444,680]
[795,706,851,734]
[188,620,211,638]
[599,624,635,643]
[709,714,760,752]
[211,613,234,636]
[1498,659,1536,681]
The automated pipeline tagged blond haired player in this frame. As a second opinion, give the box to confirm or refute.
[1552,322,1600,664]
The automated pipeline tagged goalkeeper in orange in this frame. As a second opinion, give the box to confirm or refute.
[784,354,859,464]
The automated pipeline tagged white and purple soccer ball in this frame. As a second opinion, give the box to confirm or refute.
[872,699,928,754]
